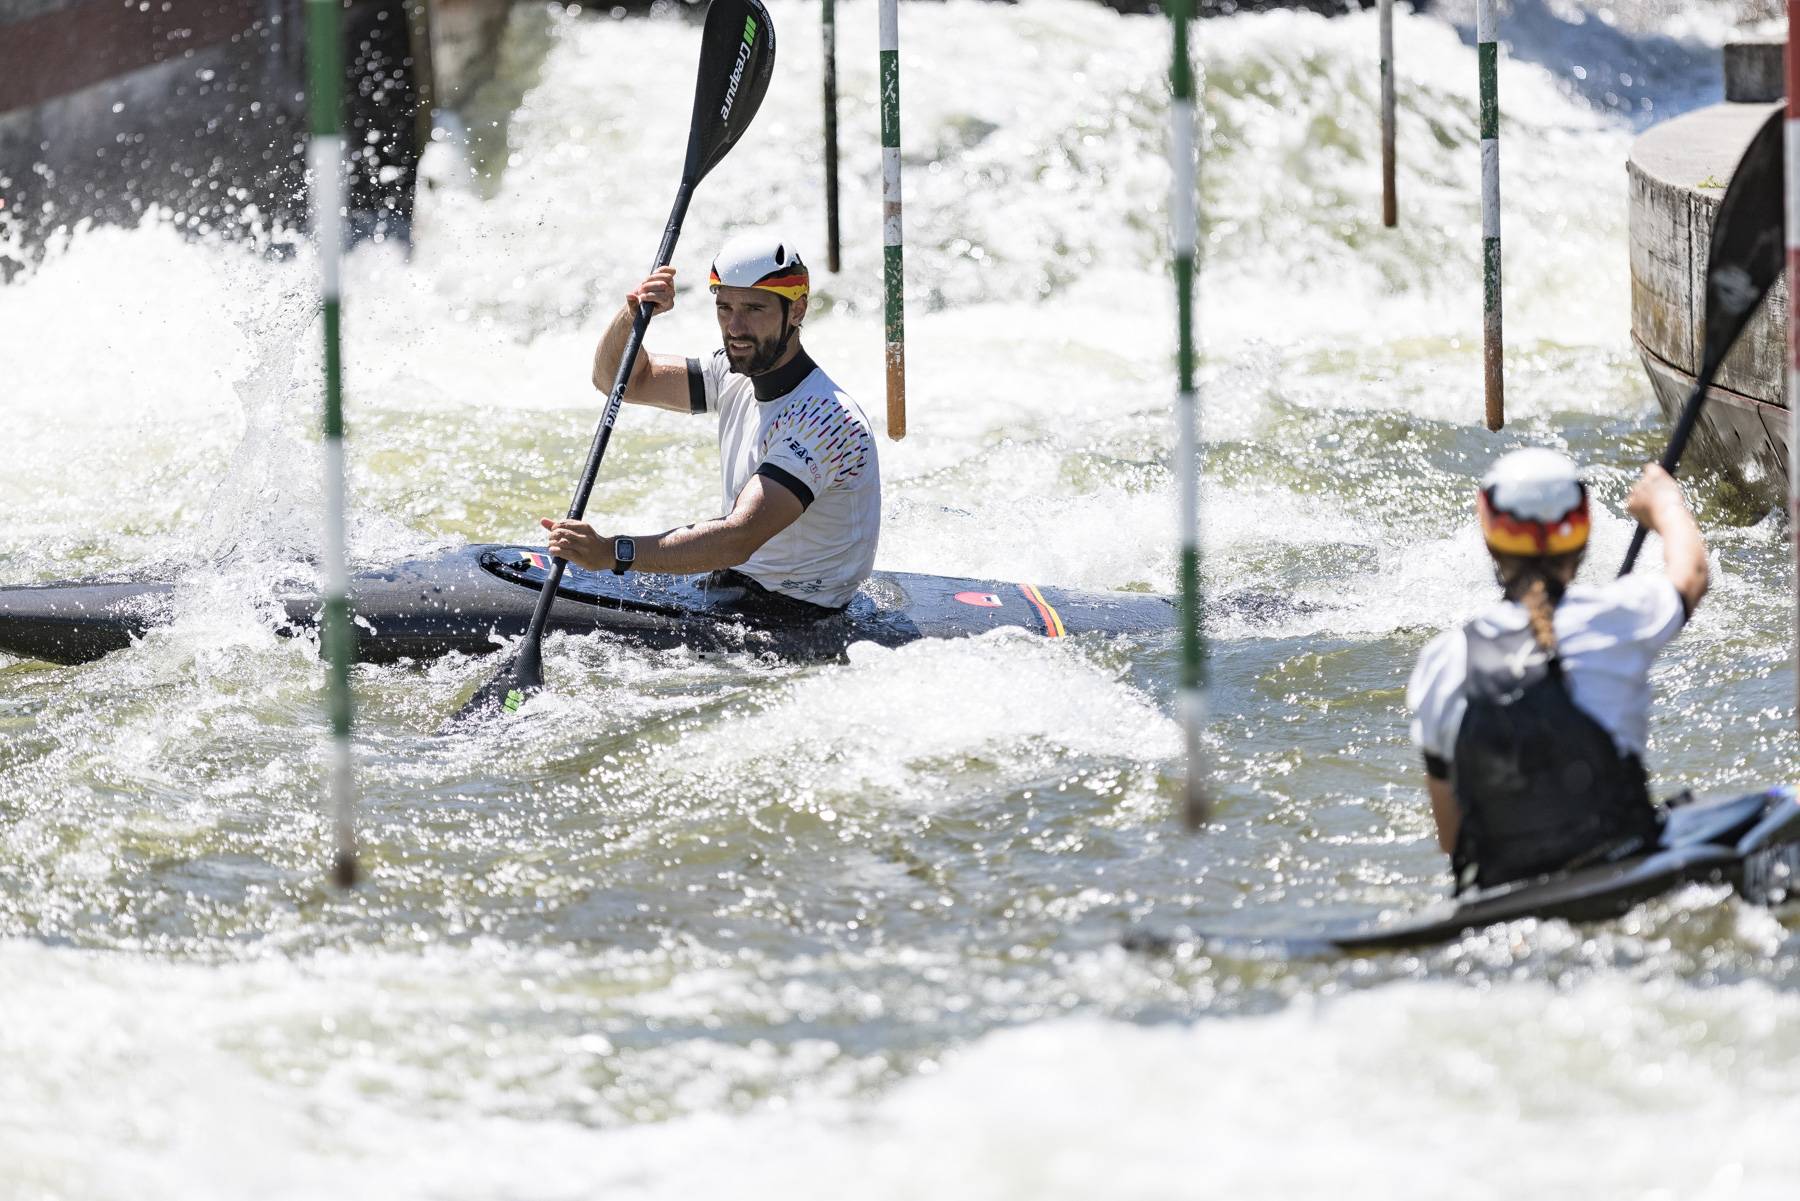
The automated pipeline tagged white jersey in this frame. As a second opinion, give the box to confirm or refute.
[1408,575,1686,765]
[687,348,880,608]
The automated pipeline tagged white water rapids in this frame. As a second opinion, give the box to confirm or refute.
[3,1,1799,1196]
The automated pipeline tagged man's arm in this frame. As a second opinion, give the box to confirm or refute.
[542,475,805,574]
[593,266,698,413]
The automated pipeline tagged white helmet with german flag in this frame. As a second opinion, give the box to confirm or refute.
[708,230,808,301]
[1478,448,1591,557]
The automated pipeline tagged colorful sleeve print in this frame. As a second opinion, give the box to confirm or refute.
[759,395,871,500]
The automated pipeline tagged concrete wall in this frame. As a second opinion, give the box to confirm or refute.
[1628,97,1791,505]
[0,0,429,271]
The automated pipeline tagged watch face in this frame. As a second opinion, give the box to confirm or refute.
[615,537,636,562]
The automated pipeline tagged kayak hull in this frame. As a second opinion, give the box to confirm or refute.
[1332,784,1800,950]
[0,544,1176,666]
[1129,785,1800,955]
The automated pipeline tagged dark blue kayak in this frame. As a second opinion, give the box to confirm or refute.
[1131,785,1800,955]
[0,543,1177,666]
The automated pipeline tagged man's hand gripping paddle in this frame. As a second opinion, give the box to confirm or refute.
[449,0,776,726]
[1620,107,1784,576]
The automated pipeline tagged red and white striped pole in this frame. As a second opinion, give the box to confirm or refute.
[879,0,906,440]
[1477,0,1504,430]
[1787,6,1799,732]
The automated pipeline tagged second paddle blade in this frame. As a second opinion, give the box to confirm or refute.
[1697,106,1785,373]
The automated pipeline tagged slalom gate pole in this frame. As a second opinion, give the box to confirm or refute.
[1380,0,1396,227]
[823,0,841,272]
[1478,0,1503,430]
[1788,7,1799,734]
[1171,0,1209,829]
[879,0,906,439]
[306,0,359,888]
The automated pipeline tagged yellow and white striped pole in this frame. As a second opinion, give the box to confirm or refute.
[1478,0,1504,430]
[306,0,358,888]
[1171,0,1208,829]
[879,0,906,440]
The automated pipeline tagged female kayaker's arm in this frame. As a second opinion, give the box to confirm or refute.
[1427,775,1458,854]
[591,266,695,412]
[1409,636,1462,855]
[540,476,805,574]
[1625,464,1708,617]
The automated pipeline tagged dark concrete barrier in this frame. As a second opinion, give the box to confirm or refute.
[1724,39,1784,104]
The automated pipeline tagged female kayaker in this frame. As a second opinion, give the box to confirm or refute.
[1407,449,1709,893]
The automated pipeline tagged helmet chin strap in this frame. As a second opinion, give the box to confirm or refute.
[740,296,804,376]
[771,296,799,360]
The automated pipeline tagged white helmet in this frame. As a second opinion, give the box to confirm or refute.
[708,231,809,301]
[1478,448,1590,557]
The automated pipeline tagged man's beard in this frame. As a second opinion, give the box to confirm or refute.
[725,328,787,375]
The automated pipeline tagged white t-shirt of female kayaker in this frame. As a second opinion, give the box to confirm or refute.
[686,348,880,609]
[1408,574,1686,765]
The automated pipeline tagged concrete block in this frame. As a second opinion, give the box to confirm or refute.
[1627,159,1693,376]
[1725,40,1785,104]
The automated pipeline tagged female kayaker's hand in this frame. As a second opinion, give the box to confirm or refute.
[627,266,677,318]
[1625,464,1686,530]
[540,518,612,571]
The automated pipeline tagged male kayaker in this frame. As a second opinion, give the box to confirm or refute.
[540,231,880,615]
[1406,449,1709,893]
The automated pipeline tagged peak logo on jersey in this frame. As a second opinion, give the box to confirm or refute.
[955,592,1004,608]
[784,437,816,466]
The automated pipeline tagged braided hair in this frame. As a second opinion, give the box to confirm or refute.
[1494,551,1581,654]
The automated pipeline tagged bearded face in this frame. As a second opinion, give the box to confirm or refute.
[714,286,798,375]
[724,323,787,374]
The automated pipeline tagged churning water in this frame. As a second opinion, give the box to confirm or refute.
[3,1,1798,1196]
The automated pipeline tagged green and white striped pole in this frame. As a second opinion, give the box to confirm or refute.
[1171,0,1208,829]
[822,0,841,272]
[879,0,906,439]
[1379,0,1396,227]
[1477,0,1504,430]
[306,0,359,888]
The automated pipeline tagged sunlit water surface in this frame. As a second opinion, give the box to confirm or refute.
[4,1,1798,1196]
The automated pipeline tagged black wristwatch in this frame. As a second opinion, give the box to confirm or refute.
[611,536,636,575]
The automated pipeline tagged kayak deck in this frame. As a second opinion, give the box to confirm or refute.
[0,544,1176,666]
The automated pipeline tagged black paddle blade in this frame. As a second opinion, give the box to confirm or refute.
[683,0,777,184]
[447,638,544,727]
[1621,108,1784,576]
[1695,107,1786,380]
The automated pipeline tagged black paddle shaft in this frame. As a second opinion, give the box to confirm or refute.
[517,185,697,649]
[448,0,776,724]
[1620,107,1785,576]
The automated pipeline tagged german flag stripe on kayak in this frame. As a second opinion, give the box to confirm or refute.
[1019,583,1065,638]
